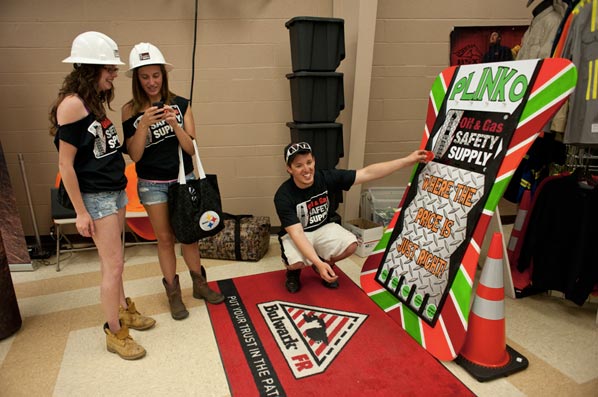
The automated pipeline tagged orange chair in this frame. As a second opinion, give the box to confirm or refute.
[124,163,157,242]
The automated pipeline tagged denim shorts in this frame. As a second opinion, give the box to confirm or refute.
[81,190,128,220]
[138,173,196,206]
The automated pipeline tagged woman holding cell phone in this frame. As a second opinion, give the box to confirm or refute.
[121,42,224,322]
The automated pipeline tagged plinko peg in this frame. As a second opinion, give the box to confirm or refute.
[424,150,435,162]
[455,232,528,382]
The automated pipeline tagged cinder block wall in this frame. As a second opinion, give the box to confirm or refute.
[0,0,532,236]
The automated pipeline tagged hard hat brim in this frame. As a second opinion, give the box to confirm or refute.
[62,56,125,65]
[125,63,173,78]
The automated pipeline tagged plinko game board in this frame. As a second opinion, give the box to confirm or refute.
[360,58,577,361]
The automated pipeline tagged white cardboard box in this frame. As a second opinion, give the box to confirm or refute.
[343,218,384,257]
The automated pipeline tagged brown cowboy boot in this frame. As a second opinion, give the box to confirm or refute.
[189,268,224,304]
[119,297,156,330]
[162,274,189,320]
[104,322,146,360]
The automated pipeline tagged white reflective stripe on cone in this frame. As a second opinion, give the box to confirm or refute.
[479,257,504,289]
[507,235,518,251]
[471,296,505,321]
[513,209,527,230]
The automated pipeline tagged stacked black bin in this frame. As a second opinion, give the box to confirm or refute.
[285,16,346,218]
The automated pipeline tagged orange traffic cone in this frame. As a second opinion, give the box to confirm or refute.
[455,232,528,382]
[506,189,531,267]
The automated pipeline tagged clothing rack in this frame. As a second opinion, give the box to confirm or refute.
[552,145,598,324]
[552,145,598,175]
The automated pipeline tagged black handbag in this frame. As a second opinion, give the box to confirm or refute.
[168,140,224,244]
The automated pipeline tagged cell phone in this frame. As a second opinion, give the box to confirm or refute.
[152,101,164,109]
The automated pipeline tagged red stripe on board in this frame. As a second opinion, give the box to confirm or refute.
[426,99,437,130]
[525,100,568,132]
[360,269,382,292]
[461,248,479,281]
[420,295,467,361]
[440,294,467,351]
[531,58,571,90]
[440,66,458,95]
[385,303,403,325]
[497,143,532,176]
[529,60,550,89]
[398,187,410,209]
[421,318,455,361]
[362,253,384,273]
[387,207,402,229]
[508,99,567,151]
[476,284,505,301]
[472,214,491,245]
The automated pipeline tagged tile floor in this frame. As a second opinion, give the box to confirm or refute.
[1,233,597,396]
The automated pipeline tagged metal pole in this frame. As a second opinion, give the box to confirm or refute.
[17,153,42,250]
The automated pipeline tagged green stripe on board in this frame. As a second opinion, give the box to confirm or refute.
[377,230,393,249]
[370,290,400,310]
[451,268,474,323]
[430,75,447,112]
[403,306,423,345]
[484,178,510,211]
[519,67,577,123]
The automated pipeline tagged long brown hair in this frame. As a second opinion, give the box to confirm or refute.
[49,64,116,136]
[124,64,175,116]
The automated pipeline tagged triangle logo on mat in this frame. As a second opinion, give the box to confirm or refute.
[257,300,367,379]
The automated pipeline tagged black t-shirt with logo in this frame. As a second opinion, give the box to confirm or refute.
[54,113,126,193]
[122,96,193,180]
[274,169,356,236]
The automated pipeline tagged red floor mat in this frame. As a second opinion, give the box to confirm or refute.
[207,268,474,396]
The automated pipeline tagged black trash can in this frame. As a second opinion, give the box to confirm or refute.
[287,122,344,170]
[287,72,344,123]
[0,230,22,340]
[285,16,345,72]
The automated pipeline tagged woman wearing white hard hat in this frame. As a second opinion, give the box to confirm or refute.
[122,42,224,321]
[50,32,155,360]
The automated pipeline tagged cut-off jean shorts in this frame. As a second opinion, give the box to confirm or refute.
[280,223,357,267]
[81,190,128,220]
[137,173,196,206]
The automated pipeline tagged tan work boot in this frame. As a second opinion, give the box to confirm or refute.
[104,322,146,360]
[119,297,156,330]
[190,268,224,304]
[163,274,189,320]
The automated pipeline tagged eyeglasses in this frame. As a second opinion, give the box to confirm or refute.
[103,66,119,74]
[285,142,311,163]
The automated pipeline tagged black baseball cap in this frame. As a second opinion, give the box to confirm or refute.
[284,142,312,165]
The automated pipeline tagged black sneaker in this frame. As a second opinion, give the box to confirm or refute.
[312,264,339,289]
[322,279,339,289]
[285,269,302,293]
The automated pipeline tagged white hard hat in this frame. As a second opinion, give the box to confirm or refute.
[126,42,173,77]
[62,31,124,65]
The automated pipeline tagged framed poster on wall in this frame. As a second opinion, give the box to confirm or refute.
[450,26,528,66]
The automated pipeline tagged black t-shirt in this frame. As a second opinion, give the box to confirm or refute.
[54,113,126,193]
[122,96,193,180]
[274,169,356,236]
[482,44,513,63]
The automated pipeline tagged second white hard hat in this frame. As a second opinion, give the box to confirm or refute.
[126,42,173,77]
[62,31,125,65]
